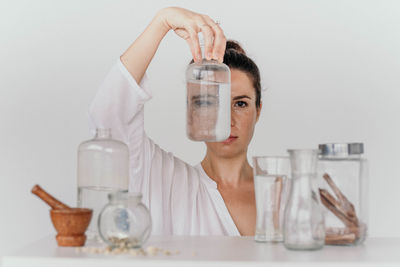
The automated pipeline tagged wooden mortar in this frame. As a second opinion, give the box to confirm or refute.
[32,185,92,247]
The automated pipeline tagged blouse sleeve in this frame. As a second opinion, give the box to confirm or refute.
[88,58,156,192]
[88,59,201,234]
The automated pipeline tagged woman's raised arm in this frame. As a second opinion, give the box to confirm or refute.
[120,7,226,84]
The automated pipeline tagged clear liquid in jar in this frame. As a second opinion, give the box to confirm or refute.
[186,80,230,141]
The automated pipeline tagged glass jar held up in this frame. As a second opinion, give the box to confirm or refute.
[186,34,231,142]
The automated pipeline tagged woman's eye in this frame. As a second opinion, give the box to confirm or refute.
[234,101,248,108]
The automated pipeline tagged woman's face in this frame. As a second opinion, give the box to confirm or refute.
[205,69,261,158]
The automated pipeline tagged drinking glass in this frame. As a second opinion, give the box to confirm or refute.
[253,156,290,242]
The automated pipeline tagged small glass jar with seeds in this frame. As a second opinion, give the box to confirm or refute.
[98,192,152,248]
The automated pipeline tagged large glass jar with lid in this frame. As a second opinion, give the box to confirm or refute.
[186,36,231,142]
[77,128,129,239]
[318,143,368,245]
[98,192,152,248]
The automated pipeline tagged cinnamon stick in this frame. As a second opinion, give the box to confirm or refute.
[323,173,358,224]
[319,173,362,244]
[319,189,358,228]
[325,233,357,245]
[325,227,359,245]
[273,176,283,230]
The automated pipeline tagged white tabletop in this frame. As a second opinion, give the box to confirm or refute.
[2,236,400,267]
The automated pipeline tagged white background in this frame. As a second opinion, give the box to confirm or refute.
[1,0,399,258]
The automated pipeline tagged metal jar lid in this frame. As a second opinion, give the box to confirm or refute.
[318,143,364,157]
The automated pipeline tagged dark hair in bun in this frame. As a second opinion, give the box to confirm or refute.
[224,40,261,109]
[225,40,246,55]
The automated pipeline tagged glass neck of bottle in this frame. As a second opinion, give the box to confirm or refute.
[95,128,111,139]
[288,149,318,176]
[108,192,142,205]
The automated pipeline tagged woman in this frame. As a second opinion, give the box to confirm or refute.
[89,7,262,236]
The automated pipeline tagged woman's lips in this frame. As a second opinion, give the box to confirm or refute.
[222,135,238,144]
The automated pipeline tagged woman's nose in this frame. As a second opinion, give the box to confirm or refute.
[231,112,236,127]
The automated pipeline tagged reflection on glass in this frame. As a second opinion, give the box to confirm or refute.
[187,80,230,141]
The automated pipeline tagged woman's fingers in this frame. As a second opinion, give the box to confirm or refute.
[199,24,214,60]
[211,25,226,63]
[165,8,226,63]
[202,16,226,63]
[186,25,202,62]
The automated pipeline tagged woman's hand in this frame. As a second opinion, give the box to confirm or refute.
[121,7,225,84]
[156,7,226,63]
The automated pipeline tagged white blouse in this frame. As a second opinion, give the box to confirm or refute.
[89,59,240,236]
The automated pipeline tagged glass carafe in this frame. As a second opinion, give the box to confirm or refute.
[283,149,325,250]
[98,192,151,248]
[186,38,231,142]
[77,128,129,239]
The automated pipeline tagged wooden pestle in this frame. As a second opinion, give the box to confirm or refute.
[31,184,71,210]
